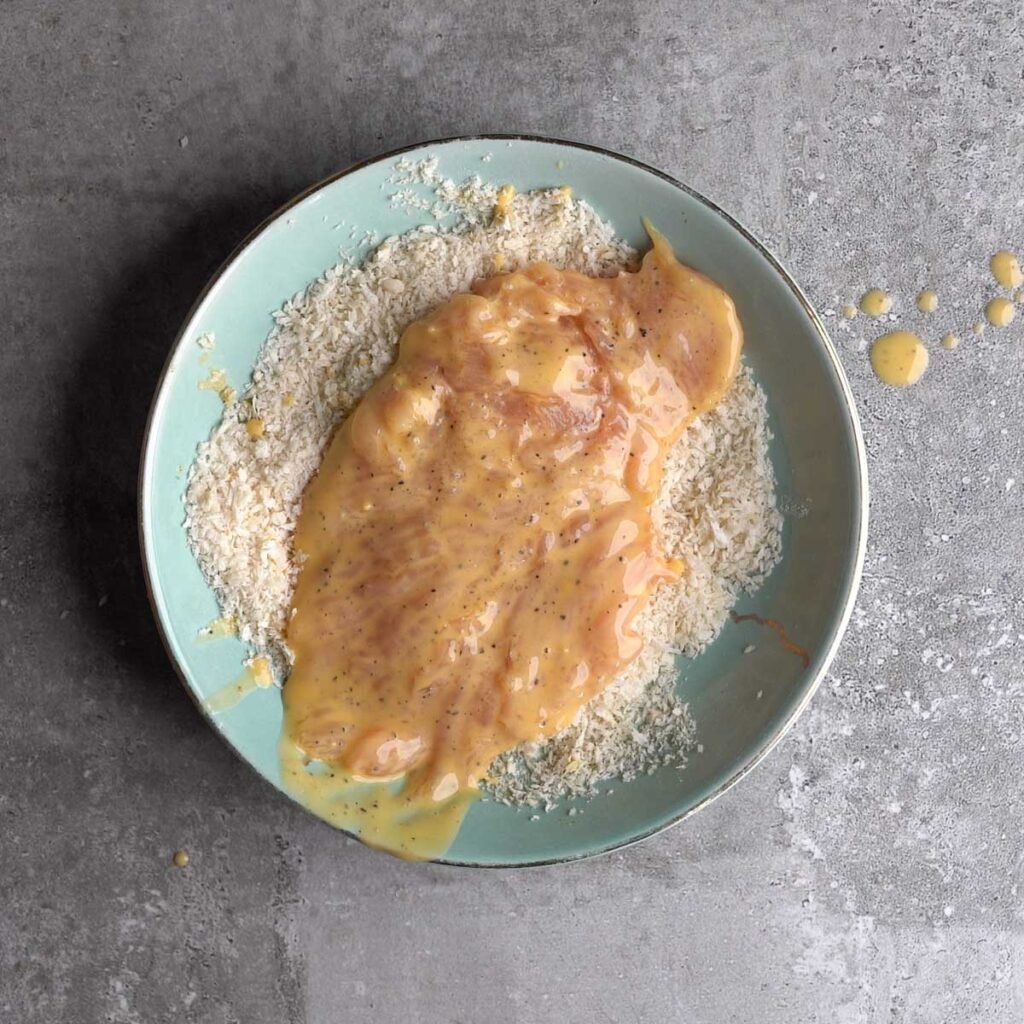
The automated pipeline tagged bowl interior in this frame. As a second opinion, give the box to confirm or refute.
[140,136,866,866]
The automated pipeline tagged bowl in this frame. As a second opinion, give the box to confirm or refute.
[139,135,867,866]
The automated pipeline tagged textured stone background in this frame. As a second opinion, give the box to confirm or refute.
[3,1,1023,1021]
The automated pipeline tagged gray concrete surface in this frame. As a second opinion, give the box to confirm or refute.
[2,1,1023,1021]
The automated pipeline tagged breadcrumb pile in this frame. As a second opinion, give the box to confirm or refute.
[185,160,781,807]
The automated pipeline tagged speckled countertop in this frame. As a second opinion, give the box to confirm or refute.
[3,2,1023,1021]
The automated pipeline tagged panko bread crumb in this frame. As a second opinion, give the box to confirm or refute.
[185,162,781,807]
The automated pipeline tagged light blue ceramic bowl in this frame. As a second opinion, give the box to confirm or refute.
[139,136,867,866]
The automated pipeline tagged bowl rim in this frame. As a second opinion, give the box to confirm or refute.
[138,133,869,868]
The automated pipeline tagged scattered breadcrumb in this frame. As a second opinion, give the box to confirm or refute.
[197,367,235,406]
[185,161,781,807]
